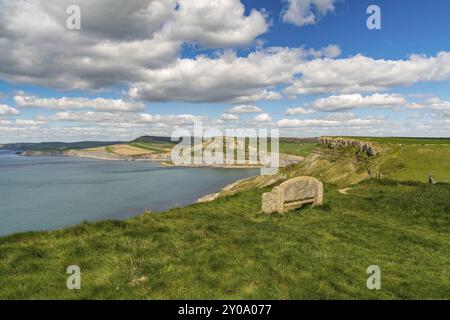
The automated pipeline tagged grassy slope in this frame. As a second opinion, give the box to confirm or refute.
[378,144,450,183]
[295,140,450,186]
[129,142,174,153]
[279,142,317,157]
[77,140,315,161]
[0,180,448,299]
[0,137,449,299]
[352,137,450,145]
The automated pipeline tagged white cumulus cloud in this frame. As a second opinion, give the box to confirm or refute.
[0,0,268,90]
[14,95,145,112]
[254,113,272,122]
[307,93,407,112]
[220,113,240,121]
[286,52,450,96]
[229,105,263,113]
[286,107,315,115]
[0,104,20,116]
[128,48,307,103]
[282,0,338,26]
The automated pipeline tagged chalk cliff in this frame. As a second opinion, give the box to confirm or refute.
[318,137,379,157]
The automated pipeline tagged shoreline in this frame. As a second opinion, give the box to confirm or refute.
[18,149,304,169]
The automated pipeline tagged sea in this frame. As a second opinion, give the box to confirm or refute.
[0,150,258,236]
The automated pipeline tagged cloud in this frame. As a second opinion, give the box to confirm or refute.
[125,48,450,104]
[0,104,20,116]
[286,52,450,96]
[163,0,268,48]
[254,113,272,122]
[0,0,268,90]
[306,93,407,112]
[128,48,307,103]
[422,97,450,111]
[48,111,203,126]
[410,97,450,118]
[0,125,146,143]
[286,107,315,115]
[220,113,240,121]
[14,94,145,112]
[51,111,134,123]
[231,90,283,104]
[277,117,383,128]
[322,112,356,120]
[282,0,338,26]
[2,0,450,109]
[15,119,47,126]
[229,105,263,113]
[319,44,342,59]
[138,113,204,124]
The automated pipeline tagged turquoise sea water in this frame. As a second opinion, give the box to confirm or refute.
[0,150,257,236]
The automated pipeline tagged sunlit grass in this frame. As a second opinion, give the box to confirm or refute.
[0,179,448,299]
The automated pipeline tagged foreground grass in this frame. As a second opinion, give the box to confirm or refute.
[0,179,448,299]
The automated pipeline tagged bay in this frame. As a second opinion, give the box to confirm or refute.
[0,150,257,236]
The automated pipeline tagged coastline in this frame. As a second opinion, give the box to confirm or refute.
[20,149,172,162]
[197,177,254,203]
[19,149,304,169]
[9,148,304,208]
[10,148,303,207]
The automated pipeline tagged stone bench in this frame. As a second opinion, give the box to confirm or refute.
[262,176,323,214]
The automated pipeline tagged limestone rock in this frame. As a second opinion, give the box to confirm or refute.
[318,137,378,157]
[261,191,278,214]
[262,176,323,214]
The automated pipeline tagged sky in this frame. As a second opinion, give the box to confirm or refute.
[0,0,449,143]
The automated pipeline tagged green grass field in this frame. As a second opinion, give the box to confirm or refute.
[0,137,449,299]
[127,140,316,159]
[379,144,450,183]
[346,137,450,145]
[279,142,317,157]
[129,142,173,153]
[0,179,448,299]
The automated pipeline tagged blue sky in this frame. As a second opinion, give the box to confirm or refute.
[0,0,449,142]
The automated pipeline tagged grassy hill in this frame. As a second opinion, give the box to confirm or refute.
[350,137,450,145]
[0,141,124,152]
[132,136,178,145]
[0,137,449,299]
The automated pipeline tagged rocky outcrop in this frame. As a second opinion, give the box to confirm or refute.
[319,137,378,156]
[197,193,220,203]
[262,176,323,214]
[197,177,256,203]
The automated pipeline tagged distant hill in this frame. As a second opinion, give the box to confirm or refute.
[0,136,320,152]
[279,137,319,144]
[132,136,319,145]
[132,136,180,144]
[0,141,124,152]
